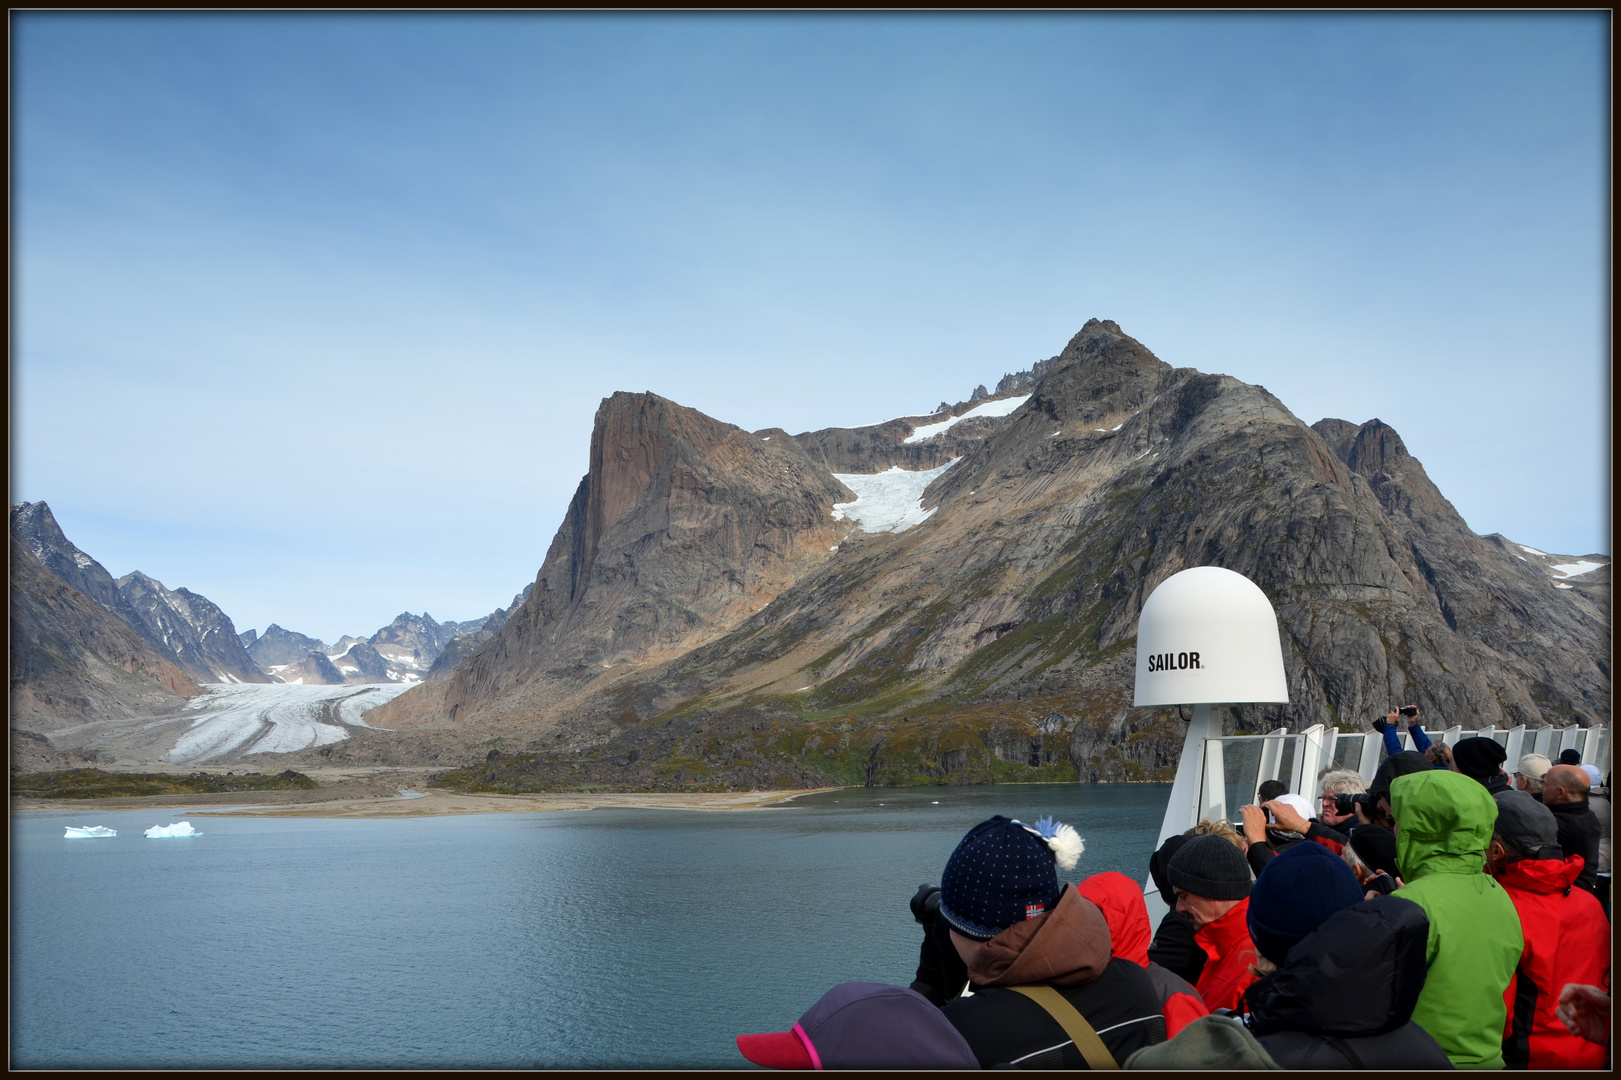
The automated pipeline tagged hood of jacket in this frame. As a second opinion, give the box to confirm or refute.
[1078,871,1152,967]
[1391,769,1498,881]
[1245,895,1431,1039]
[1493,853,1586,895]
[968,883,1112,988]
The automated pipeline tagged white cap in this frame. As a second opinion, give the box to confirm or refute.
[1518,754,1552,783]
[1581,764,1603,790]
[1273,793,1315,821]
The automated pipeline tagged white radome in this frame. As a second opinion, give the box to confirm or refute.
[1132,566,1289,707]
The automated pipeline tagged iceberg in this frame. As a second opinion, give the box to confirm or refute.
[145,822,201,838]
[64,825,117,838]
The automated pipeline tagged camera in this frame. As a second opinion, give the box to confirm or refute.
[1399,705,1419,717]
[1333,792,1371,816]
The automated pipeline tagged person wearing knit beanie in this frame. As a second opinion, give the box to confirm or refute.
[1167,833,1252,903]
[1246,841,1366,965]
[938,815,1084,941]
[1166,834,1259,1012]
[1453,737,1511,793]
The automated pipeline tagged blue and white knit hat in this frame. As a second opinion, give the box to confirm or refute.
[938,815,1085,941]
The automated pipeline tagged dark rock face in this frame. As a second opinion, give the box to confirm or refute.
[115,572,269,684]
[9,539,200,737]
[273,651,348,686]
[247,624,330,669]
[238,629,258,649]
[338,641,392,683]
[364,319,1609,788]
[369,611,476,661]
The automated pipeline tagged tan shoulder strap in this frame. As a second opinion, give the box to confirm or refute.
[1006,984,1120,1070]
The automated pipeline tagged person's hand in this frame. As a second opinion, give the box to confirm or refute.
[1263,798,1308,834]
[1238,804,1268,846]
[1556,984,1610,1046]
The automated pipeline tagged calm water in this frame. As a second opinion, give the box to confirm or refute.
[11,783,1170,1069]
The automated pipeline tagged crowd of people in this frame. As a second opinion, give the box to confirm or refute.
[736,707,1612,1070]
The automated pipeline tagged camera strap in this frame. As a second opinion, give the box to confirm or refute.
[1007,984,1120,1070]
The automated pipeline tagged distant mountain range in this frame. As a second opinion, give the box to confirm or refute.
[11,320,1610,784]
[8,501,526,738]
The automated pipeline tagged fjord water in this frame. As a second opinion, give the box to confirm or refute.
[11,783,1168,1069]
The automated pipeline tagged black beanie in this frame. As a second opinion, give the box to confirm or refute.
[1149,833,1193,902]
[1167,834,1252,901]
[1452,736,1508,779]
[1559,748,1582,766]
[1348,824,1400,877]
[1368,751,1432,801]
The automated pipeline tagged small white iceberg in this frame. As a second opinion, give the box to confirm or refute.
[64,825,117,839]
[145,822,201,838]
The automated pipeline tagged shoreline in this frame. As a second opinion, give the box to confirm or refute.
[8,778,842,818]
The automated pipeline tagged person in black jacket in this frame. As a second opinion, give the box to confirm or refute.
[1145,833,1206,987]
[1241,849,1453,1069]
[1453,736,1512,795]
[1543,765,1603,899]
[915,815,1168,1068]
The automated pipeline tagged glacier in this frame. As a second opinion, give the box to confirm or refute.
[832,460,958,534]
[145,822,200,838]
[64,826,116,839]
[164,681,414,764]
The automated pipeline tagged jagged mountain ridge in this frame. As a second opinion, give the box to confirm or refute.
[10,502,266,684]
[9,538,200,772]
[10,501,522,692]
[352,319,1607,788]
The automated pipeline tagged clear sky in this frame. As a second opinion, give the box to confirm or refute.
[12,13,1610,644]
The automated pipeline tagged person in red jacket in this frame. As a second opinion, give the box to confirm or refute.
[1078,870,1210,1037]
[1166,834,1259,1013]
[1488,789,1612,1070]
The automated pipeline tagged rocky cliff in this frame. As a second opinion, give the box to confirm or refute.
[290,321,1611,789]
[369,391,858,732]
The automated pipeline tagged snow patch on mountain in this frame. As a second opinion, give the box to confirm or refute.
[903,395,1030,444]
[832,460,958,534]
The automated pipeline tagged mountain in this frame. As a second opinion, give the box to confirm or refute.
[116,571,269,684]
[351,320,1607,789]
[246,624,331,670]
[11,501,268,686]
[11,502,173,658]
[423,585,535,680]
[9,537,200,770]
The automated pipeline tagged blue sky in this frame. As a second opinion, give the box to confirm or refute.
[12,13,1610,643]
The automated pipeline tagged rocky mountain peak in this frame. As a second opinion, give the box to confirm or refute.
[370,389,857,730]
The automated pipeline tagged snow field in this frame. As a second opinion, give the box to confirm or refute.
[903,395,1031,444]
[831,460,958,534]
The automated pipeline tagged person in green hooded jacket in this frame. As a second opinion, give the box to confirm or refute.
[1391,768,1524,1069]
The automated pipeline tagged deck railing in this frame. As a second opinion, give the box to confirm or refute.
[1145,721,1609,921]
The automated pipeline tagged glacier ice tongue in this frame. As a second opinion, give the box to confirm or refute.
[64,825,117,838]
[145,822,200,838]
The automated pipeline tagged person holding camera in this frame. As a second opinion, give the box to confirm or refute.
[1237,790,1351,877]
[909,815,1167,1068]
[1373,704,1429,755]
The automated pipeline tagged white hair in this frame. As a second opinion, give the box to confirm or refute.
[1318,769,1367,797]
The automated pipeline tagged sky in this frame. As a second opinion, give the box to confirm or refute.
[12,13,1610,643]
